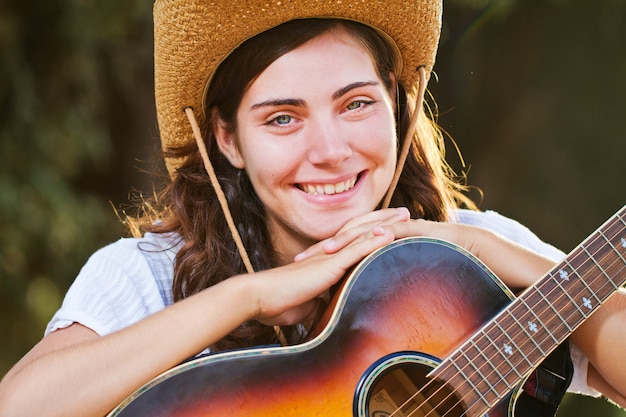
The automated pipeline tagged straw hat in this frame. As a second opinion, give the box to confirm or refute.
[153,0,443,176]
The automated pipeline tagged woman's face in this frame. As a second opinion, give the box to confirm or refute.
[215,28,397,256]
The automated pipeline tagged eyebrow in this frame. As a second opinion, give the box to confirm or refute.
[332,81,379,100]
[250,98,305,110]
[249,81,380,111]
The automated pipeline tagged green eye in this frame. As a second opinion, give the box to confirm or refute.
[275,115,292,125]
[347,100,374,111]
[347,101,363,110]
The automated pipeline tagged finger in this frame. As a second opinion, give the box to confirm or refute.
[326,227,395,270]
[321,208,410,254]
[338,207,410,234]
[262,230,394,324]
[293,239,331,262]
[294,223,390,262]
[384,219,476,254]
[381,218,433,240]
[294,209,409,262]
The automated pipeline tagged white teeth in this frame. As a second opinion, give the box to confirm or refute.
[300,176,357,195]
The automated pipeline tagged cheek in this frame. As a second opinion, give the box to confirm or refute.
[356,119,397,166]
[241,142,299,189]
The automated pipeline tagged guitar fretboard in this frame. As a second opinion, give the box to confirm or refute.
[432,205,626,417]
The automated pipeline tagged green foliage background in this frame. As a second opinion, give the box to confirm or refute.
[0,0,624,415]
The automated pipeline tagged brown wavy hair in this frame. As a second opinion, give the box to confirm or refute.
[128,19,475,352]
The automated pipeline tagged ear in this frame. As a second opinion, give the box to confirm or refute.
[211,108,245,169]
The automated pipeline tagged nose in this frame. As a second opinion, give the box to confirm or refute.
[306,118,352,166]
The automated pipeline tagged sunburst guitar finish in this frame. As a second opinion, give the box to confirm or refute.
[109,206,626,417]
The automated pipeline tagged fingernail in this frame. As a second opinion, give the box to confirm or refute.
[396,207,410,217]
[322,238,337,251]
[372,226,386,235]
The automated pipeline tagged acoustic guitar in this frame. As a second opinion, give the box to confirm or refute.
[108,205,625,417]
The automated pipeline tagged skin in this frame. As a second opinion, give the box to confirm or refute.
[1,28,625,417]
[215,30,397,261]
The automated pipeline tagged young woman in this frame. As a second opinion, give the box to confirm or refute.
[1,1,624,416]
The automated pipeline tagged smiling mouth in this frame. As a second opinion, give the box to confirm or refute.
[297,174,360,195]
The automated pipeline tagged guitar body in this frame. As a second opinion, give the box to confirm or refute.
[110,237,524,417]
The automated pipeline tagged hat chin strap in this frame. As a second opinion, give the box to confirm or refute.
[184,107,289,346]
[381,65,428,209]
[183,66,427,347]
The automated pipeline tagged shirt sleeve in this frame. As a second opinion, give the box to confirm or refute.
[450,209,601,397]
[46,238,168,337]
[568,344,601,397]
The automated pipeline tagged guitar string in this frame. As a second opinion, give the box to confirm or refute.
[403,218,626,417]
[421,213,626,417]
[400,211,626,417]
[387,210,625,417]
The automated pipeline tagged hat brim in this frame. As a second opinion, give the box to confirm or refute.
[153,0,442,176]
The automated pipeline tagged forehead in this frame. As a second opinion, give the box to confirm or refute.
[245,29,382,98]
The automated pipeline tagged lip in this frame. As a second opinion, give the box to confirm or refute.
[295,171,364,199]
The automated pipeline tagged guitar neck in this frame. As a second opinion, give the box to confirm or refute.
[432,205,626,417]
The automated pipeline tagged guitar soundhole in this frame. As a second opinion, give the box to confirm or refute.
[365,359,465,417]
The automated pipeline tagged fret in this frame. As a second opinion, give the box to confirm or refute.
[567,255,604,320]
[560,259,597,317]
[534,284,573,334]
[580,220,626,294]
[449,362,487,406]
[464,332,518,394]
[515,283,573,350]
[549,262,589,323]
[580,245,616,301]
[479,328,523,379]
[494,321,534,371]
[597,226,626,287]
[519,298,559,344]
[467,327,519,390]
[467,338,512,391]
[598,209,626,271]
[599,229,626,269]
[496,303,552,368]
[502,308,546,357]
[452,353,496,403]
[429,206,626,417]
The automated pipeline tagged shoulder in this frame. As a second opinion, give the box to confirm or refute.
[84,232,182,282]
[46,233,183,336]
[449,209,565,261]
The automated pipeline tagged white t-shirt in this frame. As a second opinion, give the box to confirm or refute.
[46,209,599,397]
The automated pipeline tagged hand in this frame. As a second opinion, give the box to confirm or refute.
[382,217,482,256]
[294,207,411,261]
[250,226,395,326]
[384,218,555,289]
